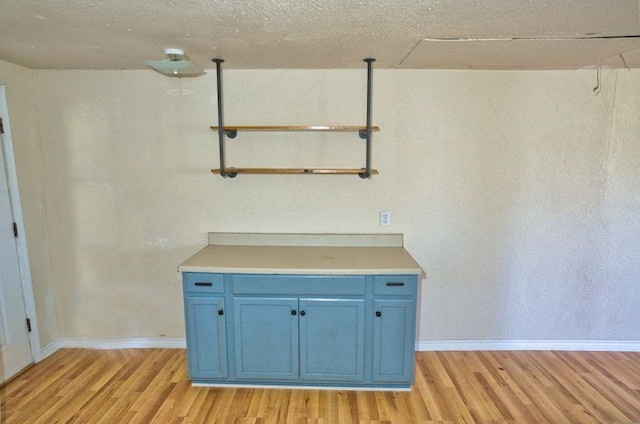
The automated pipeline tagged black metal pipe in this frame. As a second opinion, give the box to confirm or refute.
[360,58,375,179]
[213,58,235,178]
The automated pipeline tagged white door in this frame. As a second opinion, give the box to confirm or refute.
[0,116,33,382]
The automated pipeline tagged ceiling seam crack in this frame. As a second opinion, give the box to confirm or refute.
[398,39,422,67]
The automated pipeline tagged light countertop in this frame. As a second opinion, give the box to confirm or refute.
[178,233,422,276]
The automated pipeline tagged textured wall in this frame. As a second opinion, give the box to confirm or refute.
[29,68,640,342]
[0,60,54,348]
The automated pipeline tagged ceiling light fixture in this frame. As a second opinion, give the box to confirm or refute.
[145,48,204,77]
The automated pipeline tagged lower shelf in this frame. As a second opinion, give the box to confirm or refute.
[211,168,380,175]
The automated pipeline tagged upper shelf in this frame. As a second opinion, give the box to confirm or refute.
[211,125,379,133]
[212,125,379,141]
[211,125,379,141]
[210,167,379,176]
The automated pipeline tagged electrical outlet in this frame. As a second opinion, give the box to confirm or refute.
[380,211,391,226]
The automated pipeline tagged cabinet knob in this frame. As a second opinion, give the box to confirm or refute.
[291,310,297,316]
[218,309,224,316]
[300,310,306,317]
[375,311,382,317]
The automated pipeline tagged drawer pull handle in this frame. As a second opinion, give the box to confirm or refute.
[291,310,297,316]
[300,310,306,317]
[218,309,224,316]
[386,282,404,287]
[375,311,382,317]
[194,282,213,287]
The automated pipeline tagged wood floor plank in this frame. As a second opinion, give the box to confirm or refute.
[601,352,640,390]
[552,351,635,423]
[425,353,477,423]
[438,351,503,422]
[1,349,639,423]
[413,357,444,421]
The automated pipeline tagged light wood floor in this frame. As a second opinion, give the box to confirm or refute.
[1,349,639,423]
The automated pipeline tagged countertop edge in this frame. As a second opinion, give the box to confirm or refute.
[177,265,422,275]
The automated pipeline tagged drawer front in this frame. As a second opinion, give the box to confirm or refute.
[232,274,366,296]
[184,272,224,293]
[373,275,416,296]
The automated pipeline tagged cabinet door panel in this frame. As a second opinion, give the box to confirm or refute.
[299,298,365,381]
[185,297,227,379]
[234,297,299,380]
[373,299,414,382]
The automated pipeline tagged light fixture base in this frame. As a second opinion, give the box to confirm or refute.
[145,48,204,77]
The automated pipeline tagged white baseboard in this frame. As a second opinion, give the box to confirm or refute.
[416,340,640,352]
[41,338,186,360]
[39,337,640,362]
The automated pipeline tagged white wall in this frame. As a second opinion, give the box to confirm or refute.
[0,59,54,348]
[28,68,640,342]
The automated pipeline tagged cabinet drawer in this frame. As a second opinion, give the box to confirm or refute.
[373,275,416,296]
[232,274,365,296]
[184,273,224,293]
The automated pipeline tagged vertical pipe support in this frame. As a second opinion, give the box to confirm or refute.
[360,58,375,179]
[212,58,236,178]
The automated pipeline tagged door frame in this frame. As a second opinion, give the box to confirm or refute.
[0,85,42,362]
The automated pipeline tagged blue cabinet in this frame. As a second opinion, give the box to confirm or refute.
[233,297,366,382]
[233,297,299,380]
[373,299,415,382]
[184,297,228,379]
[182,272,418,389]
[299,298,365,381]
[372,275,418,383]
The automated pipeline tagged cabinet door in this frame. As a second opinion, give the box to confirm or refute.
[185,297,228,379]
[233,297,299,380]
[299,298,365,381]
[372,299,415,382]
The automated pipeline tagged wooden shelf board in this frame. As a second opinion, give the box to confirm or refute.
[211,168,379,175]
[210,125,380,132]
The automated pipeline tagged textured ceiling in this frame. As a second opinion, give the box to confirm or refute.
[1,0,639,70]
